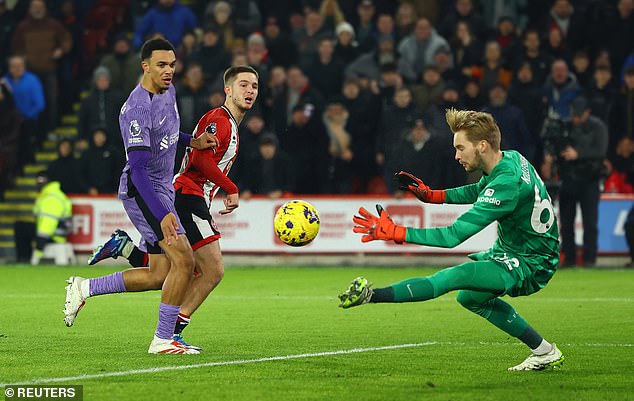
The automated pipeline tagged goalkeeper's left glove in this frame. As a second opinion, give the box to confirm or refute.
[394,171,446,203]
[352,204,406,244]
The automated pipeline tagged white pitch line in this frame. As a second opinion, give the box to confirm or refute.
[0,342,450,386]
[2,340,633,387]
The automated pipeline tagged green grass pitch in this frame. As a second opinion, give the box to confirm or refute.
[1,264,633,401]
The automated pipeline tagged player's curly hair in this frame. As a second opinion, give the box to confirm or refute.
[140,38,176,61]
[445,108,501,151]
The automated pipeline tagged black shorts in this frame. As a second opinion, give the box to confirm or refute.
[175,190,221,250]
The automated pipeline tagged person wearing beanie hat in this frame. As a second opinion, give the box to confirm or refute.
[77,64,125,150]
[334,21,359,65]
[335,21,355,38]
[93,65,111,82]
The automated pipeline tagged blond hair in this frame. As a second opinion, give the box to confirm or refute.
[445,108,501,151]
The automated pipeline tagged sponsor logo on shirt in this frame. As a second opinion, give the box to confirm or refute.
[477,196,501,206]
[484,188,495,196]
[160,132,179,150]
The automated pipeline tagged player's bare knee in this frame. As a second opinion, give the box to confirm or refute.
[147,270,167,289]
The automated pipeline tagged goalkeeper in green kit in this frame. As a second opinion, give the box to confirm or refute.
[339,109,564,371]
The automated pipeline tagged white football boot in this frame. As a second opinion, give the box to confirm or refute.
[63,276,86,327]
[508,343,565,371]
[148,335,200,354]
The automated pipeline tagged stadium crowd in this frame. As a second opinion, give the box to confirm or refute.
[1,0,634,201]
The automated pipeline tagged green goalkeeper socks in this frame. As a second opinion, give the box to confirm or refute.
[371,278,435,303]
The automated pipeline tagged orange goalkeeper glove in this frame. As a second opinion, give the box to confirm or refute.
[352,204,406,244]
[394,171,446,203]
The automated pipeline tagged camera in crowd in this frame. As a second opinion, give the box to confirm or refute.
[541,117,571,156]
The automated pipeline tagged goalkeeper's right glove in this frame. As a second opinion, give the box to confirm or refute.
[394,171,446,204]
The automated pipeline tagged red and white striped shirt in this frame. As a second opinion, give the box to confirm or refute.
[174,106,239,208]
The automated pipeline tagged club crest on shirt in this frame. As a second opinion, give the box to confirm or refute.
[205,123,217,135]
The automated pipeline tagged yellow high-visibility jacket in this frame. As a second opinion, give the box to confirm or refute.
[33,181,72,243]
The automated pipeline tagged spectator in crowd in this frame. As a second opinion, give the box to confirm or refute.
[0,0,15,67]
[176,63,211,135]
[246,32,271,105]
[98,35,141,95]
[278,103,330,194]
[394,2,417,41]
[541,0,583,53]
[231,112,271,187]
[323,102,354,193]
[192,26,231,84]
[449,20,483,74]
[265,16,298,67]
[389,118,464,195]
[370,62,404,107]
[605,136,634,194]
[376,86,422,181]
[79,128,124,195]
[270,65,324,133]
[302,37,344,102]
[47,138,87,194]
[491,16,519,59]
[333,21,359,65]
[465,41,512,93]
[14,170,72,265]
[11,0,72,132]
[207,50,248,93]
[375,13,397,44]
[346,36,397,83]
[240,133,294,199]
[434,46,462,85]
[261,65,286,115]
[423,83,463,139]
[77,66,125,151]
[508,62,546,158]
[294,9,331,66]
[3,55,45,166]
[480,1,528,31]
[438,0,487,40]
[585,65,616,136]
[132,0,197,49]
[397,17,451,83]
[461,77,485,111]
[203,1,237,50]
[333,77,381,193]
[0,80,22,200]
[319,0,345,33]
[570,50,592,89]
[610,66,634,152]
[354,0,377,53]
[543,59,580,121]
[543,25,570,64]
[607,0,634,81]
[482,83,534,162]
[409,65,445,111]
[207,0,261,39]
[551,97,608,267]
[175,29,198,64]
[513,29,553,87]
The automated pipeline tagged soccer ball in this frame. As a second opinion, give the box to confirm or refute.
[273,200,320,247]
